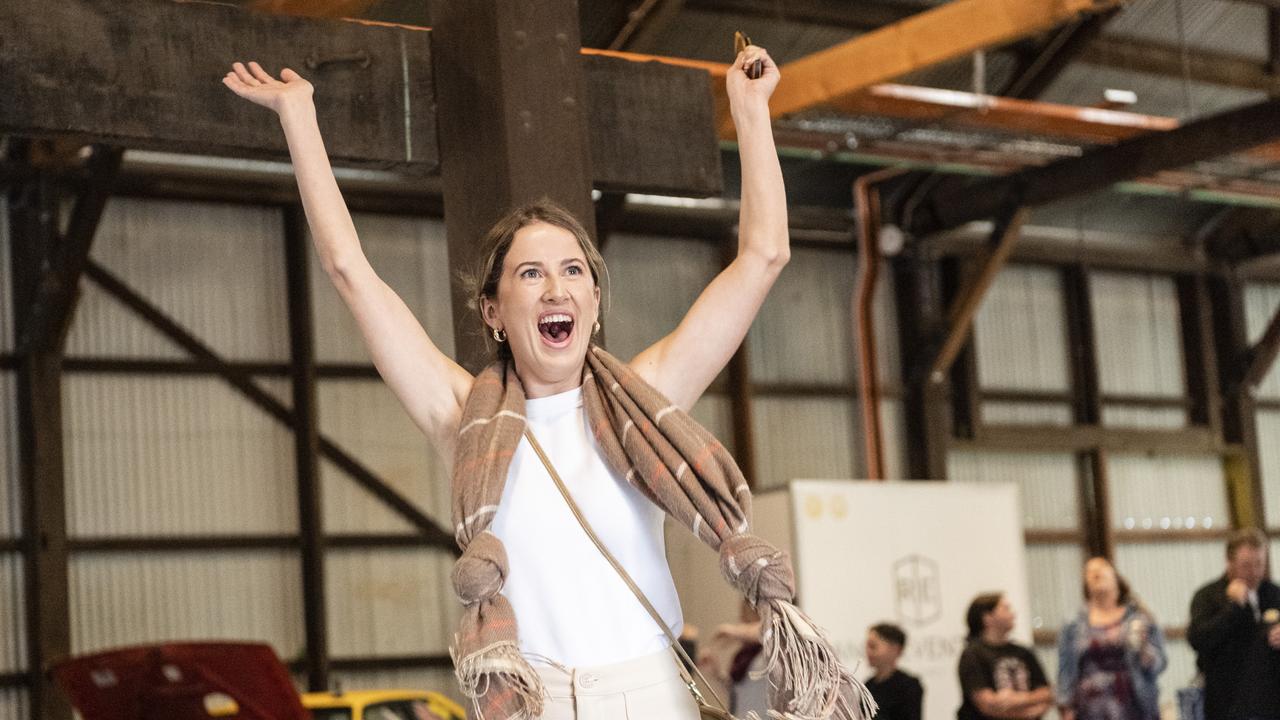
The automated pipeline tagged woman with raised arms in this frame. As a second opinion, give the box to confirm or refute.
[224,45,872,720]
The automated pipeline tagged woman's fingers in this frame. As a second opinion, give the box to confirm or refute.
[280,67,300,82]
[247,61,276,84]
[734,47,774,74]
[232,62,261,87]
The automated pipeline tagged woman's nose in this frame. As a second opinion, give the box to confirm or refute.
[543,277,568,300]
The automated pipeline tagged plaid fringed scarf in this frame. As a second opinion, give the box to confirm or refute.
[449,345,877,720]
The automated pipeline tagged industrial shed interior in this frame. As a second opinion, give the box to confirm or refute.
[2,0,1280,719]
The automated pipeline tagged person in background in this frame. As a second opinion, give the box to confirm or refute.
[1188,528,1280,720]
[700,600,768,719]
[957,592,1053,720]
[865,622,923,720]
[1056,557,1166,720]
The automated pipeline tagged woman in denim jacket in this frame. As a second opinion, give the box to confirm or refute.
[1057,557,1167,720]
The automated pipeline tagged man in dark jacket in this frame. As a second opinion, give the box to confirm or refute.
[1188,528,1280,720]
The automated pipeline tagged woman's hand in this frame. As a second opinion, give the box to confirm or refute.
[223,61,314,117]
[726,45,779,116]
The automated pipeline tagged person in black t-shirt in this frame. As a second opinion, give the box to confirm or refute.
[957,592,1052,720]
[864,622,923,720]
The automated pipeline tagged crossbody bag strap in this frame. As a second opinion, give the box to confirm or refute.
[523,429,733,714]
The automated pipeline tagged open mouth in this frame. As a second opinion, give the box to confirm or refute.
[537,313,575,345]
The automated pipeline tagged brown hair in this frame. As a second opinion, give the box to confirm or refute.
[870,622,907,650]
[1227,528,1268,561]
[1081,557,1132,605]
[465,198,608,360]
[965,592,1003,639]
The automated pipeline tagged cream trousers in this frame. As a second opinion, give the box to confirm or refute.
[533,646,702,720]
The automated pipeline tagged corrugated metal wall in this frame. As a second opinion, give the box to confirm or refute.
[1108,454,1231,532]
[602,231,720,362]
[62,375,298,536]
[325,549,457,657]
[68,551,304,655]
[966,265,1086,672]
[975,265,1070,392]
[0,554,26,676]
[329,668,459,698]
[0,689,29,720]
[7,181,1273,717]
[0,196,28,715]
[1245,282,1280,527]
[747,250,905,484]
[976,265,1073,426]
[949,451,1079,530]
[68,199,289,361]
[1113,542,1224,626]
[1091,272,1188,428]
[604,231,743,638]
[311,215,459,681]
[60,199,305,670]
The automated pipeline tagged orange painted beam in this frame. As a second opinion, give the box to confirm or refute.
[765,0,1125,128]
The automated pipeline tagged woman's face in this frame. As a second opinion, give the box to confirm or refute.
[481,221,600,397]
[1084,557,1119,600]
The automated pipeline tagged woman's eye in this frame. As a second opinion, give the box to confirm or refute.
[566,265,583,276]
[520,268,540,279]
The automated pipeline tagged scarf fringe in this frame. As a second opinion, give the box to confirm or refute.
[758,600,879,720]
[451,641,546,719]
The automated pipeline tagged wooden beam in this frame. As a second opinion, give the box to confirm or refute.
[685,0,920,30]
[0,672,27,690]
[305,654,454,672]
[582,53,723,196]
[80,260,457,551]
[1210,275,1268,528]
[960,425,1226,454]
[1177,275,1225,436]
[1001,11,1118,100]
[67,534,453,552]
[17,146,122,355]
[248,0,380,18]
[928,207,1028,384]
[1,2,722,196]
[1083,35,1280,94]
[609,0,686,53]
[431,0,590,370]
[894,256,951,479]
[0,0,438,173]
[722,237,758,489]
[283,206,329,692]
[8,168,74,720]
[908,98,1280,237]
[765,0,1122,124]
[1243,303,1280,392]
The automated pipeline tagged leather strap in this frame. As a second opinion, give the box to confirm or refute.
[523,428,733,714]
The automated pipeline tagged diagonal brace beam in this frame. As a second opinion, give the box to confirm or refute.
[928,207,1029,384]
[18,145,123,355]
[81,260,456,551]
[1243,303,1280,391]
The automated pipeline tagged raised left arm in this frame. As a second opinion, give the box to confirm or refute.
[630,46,788,409]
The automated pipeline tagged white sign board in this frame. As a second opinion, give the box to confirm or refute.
[753,480,1032,720]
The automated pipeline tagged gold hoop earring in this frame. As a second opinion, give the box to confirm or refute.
[492,327,507,342]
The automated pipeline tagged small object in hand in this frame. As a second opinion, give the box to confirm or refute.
[734,31,764,80]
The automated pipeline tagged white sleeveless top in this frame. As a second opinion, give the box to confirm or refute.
[488,385,683,667]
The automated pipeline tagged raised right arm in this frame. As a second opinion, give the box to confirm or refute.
[224,62,473,460]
